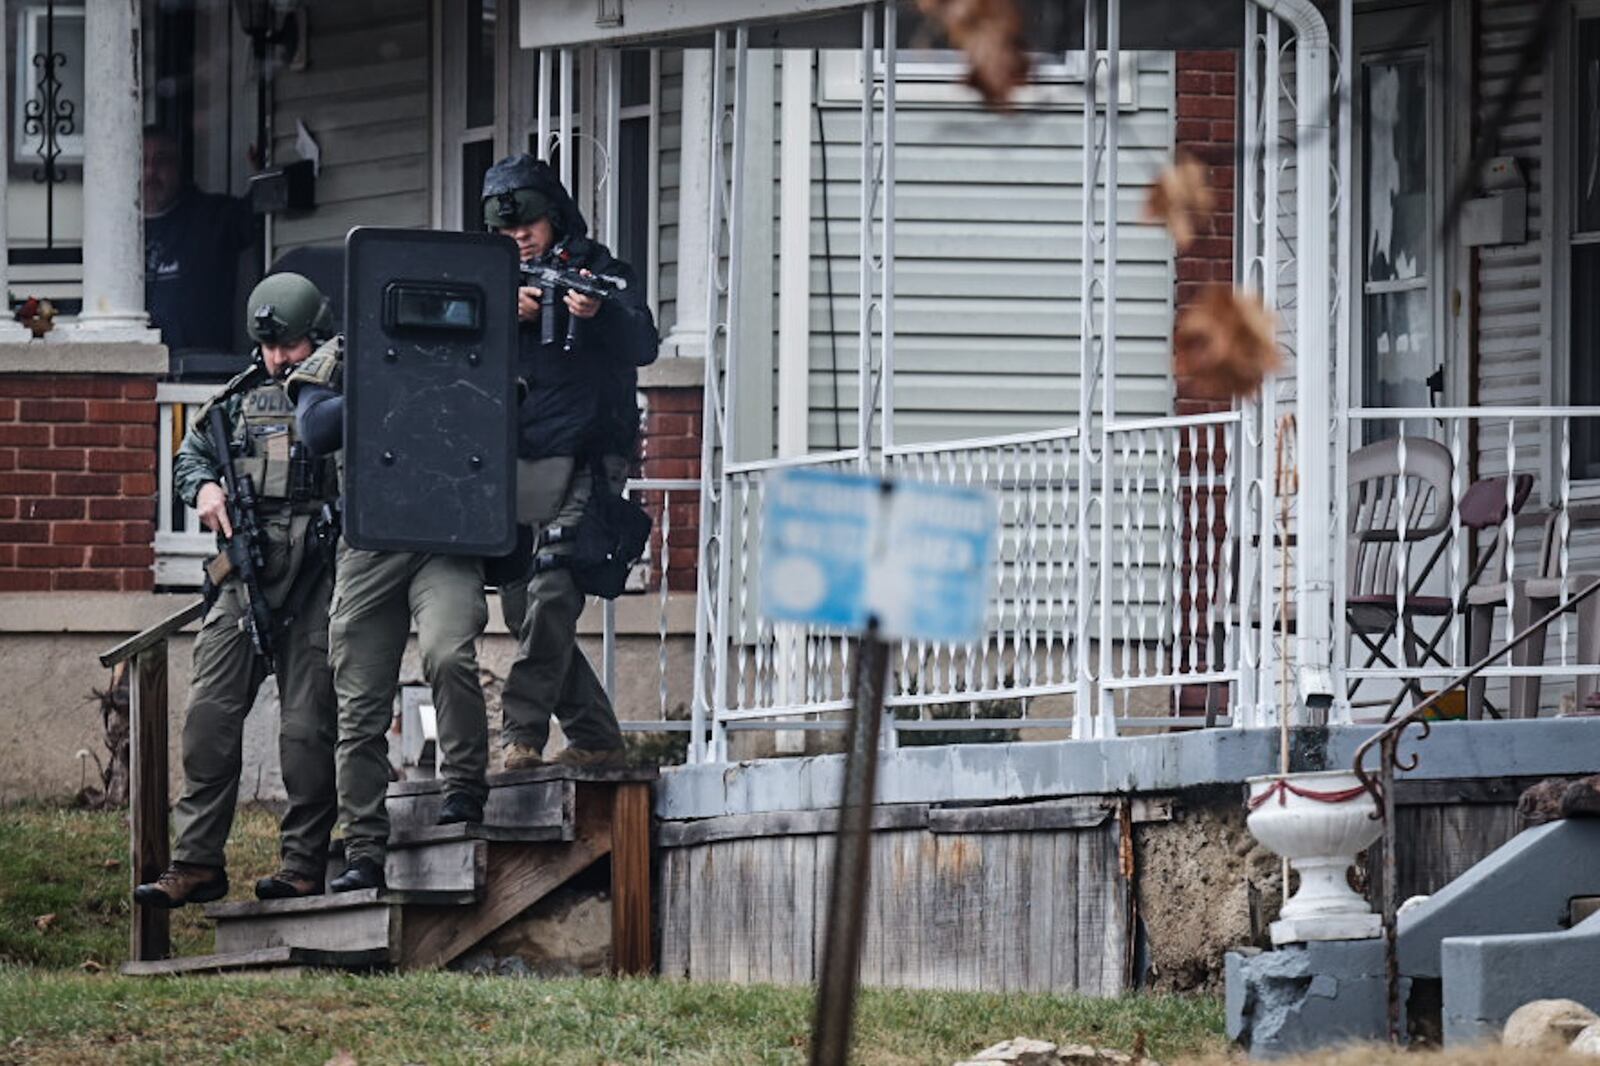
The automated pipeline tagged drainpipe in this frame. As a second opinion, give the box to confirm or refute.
[1249,0,1334,717]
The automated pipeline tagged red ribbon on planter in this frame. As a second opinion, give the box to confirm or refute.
[1247,777,1371,811]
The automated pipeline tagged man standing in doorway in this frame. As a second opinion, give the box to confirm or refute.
[481,154,659,770]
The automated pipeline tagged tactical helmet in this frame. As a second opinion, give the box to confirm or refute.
[246,272,332,345]
[481,153,555,229]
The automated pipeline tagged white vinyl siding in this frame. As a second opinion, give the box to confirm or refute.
[269,0,432,253]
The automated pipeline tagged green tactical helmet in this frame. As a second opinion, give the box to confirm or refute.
[246,272,332,345]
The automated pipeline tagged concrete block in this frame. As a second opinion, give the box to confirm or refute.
[1226,940,1402,1059]
[1441,912,1600,1046]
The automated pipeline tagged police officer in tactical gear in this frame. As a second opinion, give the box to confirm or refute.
[288,334,493,893]
[482,154,660,771]
[134,273,340,908]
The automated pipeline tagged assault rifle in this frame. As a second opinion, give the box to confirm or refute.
[518,251,628,353]
[207,406,277,667]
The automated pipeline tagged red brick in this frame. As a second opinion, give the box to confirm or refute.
[1187,237,1233,259]
[53,570,120,591]
[1185,96,1235,120]
[87,449,153,474]
[1175,282,1208,306]
[20,498,82,521]
[18,448,84,471]
[121,568,154,592]
[0,569,51,591]
[1209,260,1235,282]
[87,401,157,425]
[0,450,11,472]
[1209,120,1236,144]
[1177,71,1214,94]
[121,474,158,497]
[51,378,126,400]
[55,424,123,447]
[1175,119,1211,143]
[1211,168,1236,191]
[0,399,14,420]
[0,378,60,398]
[641,458,700,480]
[17,544,85,568]
[89,497,153,521]
[91,545,153,567]
[1213,73,1236,96]
[52,522,123,545]
[0,425,50,446]
[20,399,85,423]
[1183,52,1236,72]
[0,500,13,521]
[643,389,703,414]
[53,473,121,496]
[642,436,702,460]
[121,521,155,545]
[0,472,52,494]
[0,521,50,543]
[1185,142,1235,167]
[0,544,11,565]
[646,413,697,437]
[121,424,157,449]
[1177,259,1213,282]
[121,379,158,401]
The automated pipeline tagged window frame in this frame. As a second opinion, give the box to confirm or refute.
[1554,0,1600,496]
[12,4,86,168]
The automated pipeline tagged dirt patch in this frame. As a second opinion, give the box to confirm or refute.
[1136,786,1283,994]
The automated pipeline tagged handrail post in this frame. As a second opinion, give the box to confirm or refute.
[129,643,171,962]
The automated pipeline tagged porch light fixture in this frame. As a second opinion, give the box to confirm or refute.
[232,0,300,60]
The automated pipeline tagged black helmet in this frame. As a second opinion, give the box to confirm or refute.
[481,153,557,229]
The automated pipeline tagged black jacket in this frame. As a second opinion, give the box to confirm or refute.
[504,159,659,460]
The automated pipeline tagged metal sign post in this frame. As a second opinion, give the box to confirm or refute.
[760,468,995,1066]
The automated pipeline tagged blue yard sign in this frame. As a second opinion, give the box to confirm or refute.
[760,468,996,644]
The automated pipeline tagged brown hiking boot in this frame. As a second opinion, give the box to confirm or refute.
[133,862,229,908]
[503,742,545,771]
[552,746,627,769]
[254,869,324,901]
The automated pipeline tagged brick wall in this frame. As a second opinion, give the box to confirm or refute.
[1174,50,1238,417]
[1175,51,1237,715]
[638,385,702,593]
[0,376,157,592]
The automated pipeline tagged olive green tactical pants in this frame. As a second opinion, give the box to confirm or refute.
[329,548,489,863]
[498,455,627,755]
[172,577,337,877]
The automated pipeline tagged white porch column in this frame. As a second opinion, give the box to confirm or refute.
[69,0,157,341]
[0,23,30,342]
[659,48,713,360]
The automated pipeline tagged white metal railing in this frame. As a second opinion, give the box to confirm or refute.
[1339,409,1600,719]
[154,382,215,587]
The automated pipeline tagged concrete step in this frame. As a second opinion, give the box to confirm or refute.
[120,945,390,977]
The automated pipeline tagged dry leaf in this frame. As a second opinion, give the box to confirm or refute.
[324,1052,358,1066]
[1144,151,1215,251]
[33,913,56,933]
[102,858,121,870]
[914,0,1031,109]
[1174,285,1281,401]
[80,959,105,974]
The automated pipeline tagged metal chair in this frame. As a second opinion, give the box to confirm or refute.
[1466,504,1600,718]
[1344,438,1455,712]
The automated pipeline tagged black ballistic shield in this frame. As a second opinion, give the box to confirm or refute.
[343,228,519,555]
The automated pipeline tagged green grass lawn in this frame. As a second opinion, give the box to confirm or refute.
[0,804,1228,1064]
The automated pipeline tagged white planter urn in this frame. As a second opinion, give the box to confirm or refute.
[1246,770,1384,945]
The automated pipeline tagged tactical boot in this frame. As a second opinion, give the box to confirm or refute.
[503,742,544,772]
[329,857,386,893]
[552,746,627,770]
[437,791,485,825]
[133,862,229,908]
[254,869,324,901]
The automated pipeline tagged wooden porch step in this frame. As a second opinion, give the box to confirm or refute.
[120,945,390,977]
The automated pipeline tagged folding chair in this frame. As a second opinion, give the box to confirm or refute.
[1466,504,1600,718]
[1344,438,1455,713]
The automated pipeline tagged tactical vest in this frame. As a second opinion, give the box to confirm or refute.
[231,382,338,514]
